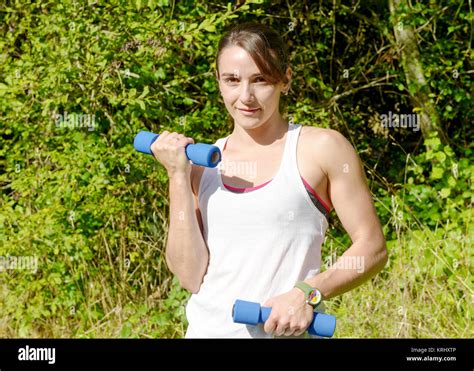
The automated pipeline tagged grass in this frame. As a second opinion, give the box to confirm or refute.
[326,215,473,338]
[0,195,471,338]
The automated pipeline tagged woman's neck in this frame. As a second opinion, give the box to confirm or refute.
[230,112,288,150]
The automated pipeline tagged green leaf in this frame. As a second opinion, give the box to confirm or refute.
[120,322,132,337]
[155,68,166,80]
[136,99,146,110]
[425,137,441,148]
[435,152,446,162]
[440,188,450,198]
[139,86,149,99]
[183,97,193,105]
[396,83,405,91]
[431,167,444,180]
[203,24,216,32]
[454,92,464,102]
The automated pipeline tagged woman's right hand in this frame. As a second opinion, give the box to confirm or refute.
[150,131,195,178]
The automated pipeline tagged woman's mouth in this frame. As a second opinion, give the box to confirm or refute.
[237,108,261,116]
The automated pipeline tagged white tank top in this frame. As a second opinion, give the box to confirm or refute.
[185,124,328,338]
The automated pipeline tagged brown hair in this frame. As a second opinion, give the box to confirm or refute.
[216,22,289,85]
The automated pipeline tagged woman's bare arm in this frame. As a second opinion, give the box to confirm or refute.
[165,169,209,294]
[304,129,388,298]
[151,132,209,293]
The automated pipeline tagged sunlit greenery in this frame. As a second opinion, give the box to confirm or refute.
[0,0,471,338]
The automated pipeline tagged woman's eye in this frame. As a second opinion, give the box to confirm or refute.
[255,77,266,82]
[224,78,238,84]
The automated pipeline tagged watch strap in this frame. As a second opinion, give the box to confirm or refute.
[294,281,313,297]
[294,281,322,307]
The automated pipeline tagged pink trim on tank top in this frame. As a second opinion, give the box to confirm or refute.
[221,136,331,213]
[223,179,273,192]
[300,176,331,213]
[222,177,330,213]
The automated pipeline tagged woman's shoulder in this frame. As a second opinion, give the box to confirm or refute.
[300,125,349,150]
[299,125,359,176]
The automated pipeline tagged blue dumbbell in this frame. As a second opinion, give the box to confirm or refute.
[232,299,336,337]
[133,131,222,168]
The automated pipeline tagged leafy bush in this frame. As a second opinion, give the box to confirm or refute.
[0,0,471,337]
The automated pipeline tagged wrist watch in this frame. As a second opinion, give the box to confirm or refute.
[294,281,323,308]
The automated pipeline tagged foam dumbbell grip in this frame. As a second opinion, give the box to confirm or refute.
[133,131,222,168]
[232,299,336,337]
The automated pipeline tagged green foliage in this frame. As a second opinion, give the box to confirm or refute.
[0,0,471,338]
[326,222,472,338]
[376,133,473,237]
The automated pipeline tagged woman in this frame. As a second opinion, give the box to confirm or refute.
[151,23,388,338]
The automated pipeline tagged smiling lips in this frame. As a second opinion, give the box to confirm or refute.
[237,107,261,115]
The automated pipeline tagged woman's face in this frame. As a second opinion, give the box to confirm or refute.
[217,46,286,130]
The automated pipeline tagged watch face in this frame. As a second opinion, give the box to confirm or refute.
[307,289,321,306]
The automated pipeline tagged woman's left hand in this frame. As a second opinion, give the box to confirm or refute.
[262,288,314,337]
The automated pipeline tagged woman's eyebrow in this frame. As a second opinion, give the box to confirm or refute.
[220,72,263,78]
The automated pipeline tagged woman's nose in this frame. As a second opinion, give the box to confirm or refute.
[238,82,254,103]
